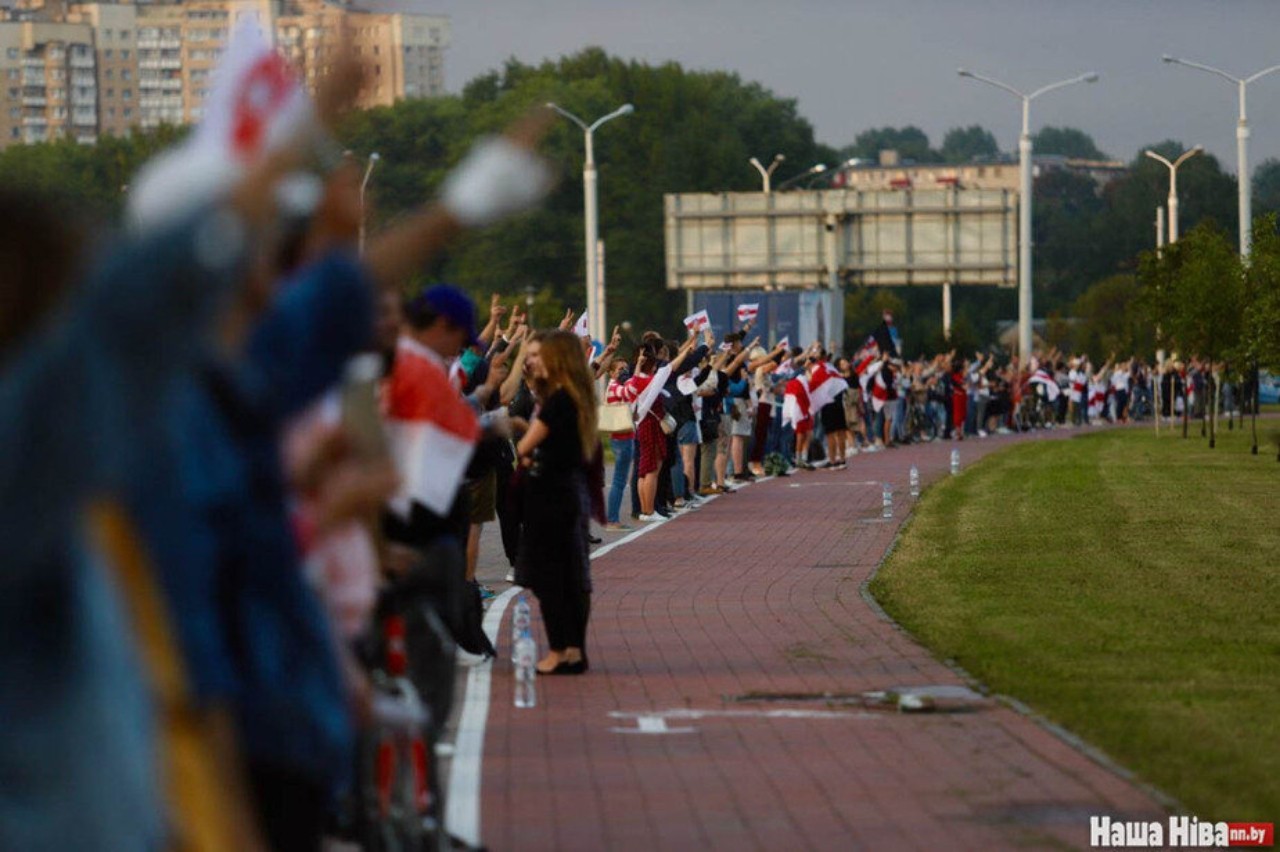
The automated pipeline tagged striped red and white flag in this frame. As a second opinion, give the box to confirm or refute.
[1029,368,1061,401]
[869,367,891,413]
[385,337,480,518]
[683,309,711,333]
[807,359,849,411]
[736,303,760,324]
[781,376,811,428]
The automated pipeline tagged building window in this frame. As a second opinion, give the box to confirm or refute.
[121,30,130,40]
[123,107,132,117]
[105,69,114,80]
[122,88,131,99]
[122,69,131,80]
[121,49,130,59]
[373,45,380,55]
[103,28,113,40]
[104,48,113,59]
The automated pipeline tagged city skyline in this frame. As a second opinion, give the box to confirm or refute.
[415,0,1280,174]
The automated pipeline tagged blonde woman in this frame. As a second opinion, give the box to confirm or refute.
[515,331,598,674]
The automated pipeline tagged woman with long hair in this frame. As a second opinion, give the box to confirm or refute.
[515,330,598,674]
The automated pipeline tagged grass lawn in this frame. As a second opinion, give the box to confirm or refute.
[869,425,1279,820]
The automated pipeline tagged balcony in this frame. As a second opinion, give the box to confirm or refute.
[22,114,48,125]
[22,94,47,107]
[70,54,94,69]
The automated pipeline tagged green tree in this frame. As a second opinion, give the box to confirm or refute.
[1144,222,1243,446]
[940,125,1000,163]
[1239,214,1280,453]
[1031,126,1106,159]
[1071,273,1154,362]
[1252,158,1280,218]
[840,125,939,164]
[341,48,836,335]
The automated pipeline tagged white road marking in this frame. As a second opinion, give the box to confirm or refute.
[446,484,741,845]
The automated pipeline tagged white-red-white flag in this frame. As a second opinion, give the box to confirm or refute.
[572,312,590,338]
[683,309,711,333]
[128,18,311,230]
[622,365,673,423]
[869,368,891,413]
[1029,368,1061,402]
[782,376,811,428]
[807,359,849,411]
[385,338,480,518]
[776,335,790,351]
[736,303,760,324]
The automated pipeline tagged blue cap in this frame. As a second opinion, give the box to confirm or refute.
[409,284,481,348]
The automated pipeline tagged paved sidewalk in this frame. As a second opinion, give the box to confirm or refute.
[477,432,1168,851]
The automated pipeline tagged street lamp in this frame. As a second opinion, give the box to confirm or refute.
[546,101,635,344]
[1161,55,1280,257]
[957,67,1099,360]
[1144,146,1203,244]
[358,151,380,255]
[749,153,786,192]
[776,162,828,191]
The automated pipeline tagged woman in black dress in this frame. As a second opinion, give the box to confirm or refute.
[514,330,598,674]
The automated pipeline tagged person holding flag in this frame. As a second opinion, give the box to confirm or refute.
[806,351,850,469]
[619,336,699,520]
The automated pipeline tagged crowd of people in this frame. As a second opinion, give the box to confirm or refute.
[4,22,1261,852]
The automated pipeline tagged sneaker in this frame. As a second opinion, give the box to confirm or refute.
[637,513,662,522]
[604,522,634,532]
[978,429,989,438]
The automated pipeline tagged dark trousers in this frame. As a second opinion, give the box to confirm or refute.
[537,586,590,653]
[657,434,676,508]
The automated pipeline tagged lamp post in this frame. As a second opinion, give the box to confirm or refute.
[358,151,380,255]
[1144,146,1202,244]
[957,68,1099,360]
[749,153,786,192]
[1161,56,1280,257]
[546,101,635,344]
[776,162,828,191]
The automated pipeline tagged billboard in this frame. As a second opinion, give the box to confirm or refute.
[665,188,1017,291]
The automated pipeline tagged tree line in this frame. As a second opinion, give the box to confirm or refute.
[4,47,1280,353]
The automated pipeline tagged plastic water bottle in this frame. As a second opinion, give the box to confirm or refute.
[513,597,537,709]
[881,482,893,519]
[909,464,920,497]
[950,449,960,476]
[513,595,531,646]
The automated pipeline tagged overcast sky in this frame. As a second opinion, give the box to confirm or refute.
[401,0,1280,175]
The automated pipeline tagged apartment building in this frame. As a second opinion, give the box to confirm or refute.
[0,0,450,148]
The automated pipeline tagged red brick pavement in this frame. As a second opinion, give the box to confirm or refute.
[480,432,1169,851]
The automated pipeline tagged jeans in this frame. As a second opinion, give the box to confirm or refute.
[608,436,634,523]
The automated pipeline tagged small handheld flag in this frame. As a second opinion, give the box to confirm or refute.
[683,309,711,333]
